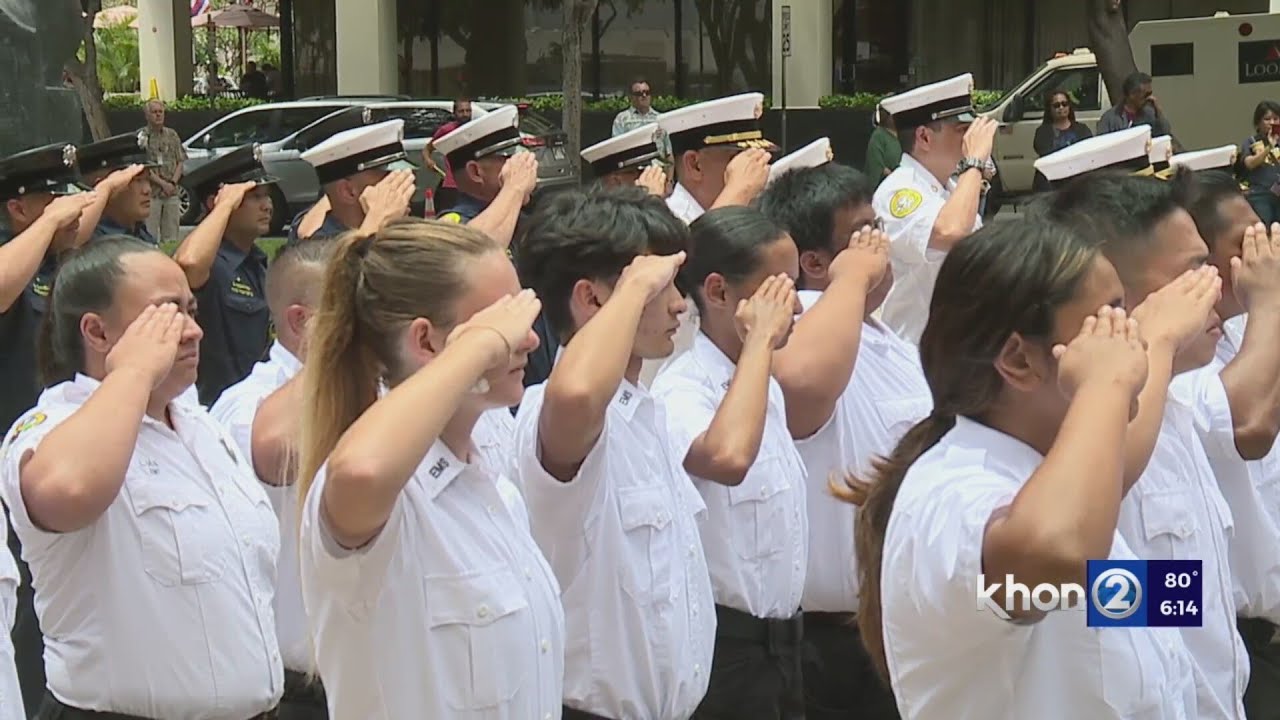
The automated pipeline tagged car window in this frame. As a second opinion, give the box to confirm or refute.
[192,109,284,148]
[279,107,344,137]
[1022,68,1103,118]
[519,113,558,137]
[372,107,454,140]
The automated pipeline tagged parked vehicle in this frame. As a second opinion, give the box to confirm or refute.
[179,99,577,233]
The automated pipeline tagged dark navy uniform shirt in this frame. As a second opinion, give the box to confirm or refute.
[287,206,349,246]
[438,193,488,225]
[192,241,271,406]
[0,234,54,433]
[93,217,158,245]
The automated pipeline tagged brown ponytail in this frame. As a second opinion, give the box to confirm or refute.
[296,219,501,514]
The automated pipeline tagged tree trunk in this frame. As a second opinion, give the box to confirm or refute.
[1086,0,1138,105]
[562,0,598,177]
[67,0,111,141]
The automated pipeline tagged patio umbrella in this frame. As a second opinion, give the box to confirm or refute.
[191,6,280,29]
[94,5,138,29]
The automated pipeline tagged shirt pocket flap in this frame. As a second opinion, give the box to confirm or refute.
[224,292,267,314]
[1139,490,1196,541]
[425,569,529,629]
[126,477,211,514]
[726,459,787,507]
[876,396,933,432]
[618,485,673,532]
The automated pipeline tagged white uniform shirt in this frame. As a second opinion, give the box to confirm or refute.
[793,291,931,612]
[651,333,808,618]
[0,503,20,720]
[474,408,518,482]
[515,380,715,720]
[300,439,565,720]
[1114,393,1249,720]
[665,182,706,225]
[0,375,283,720]
[884,416,1197,720]
[872,155,983,345]
[1170,316,1280,626]
[209,341,311,672]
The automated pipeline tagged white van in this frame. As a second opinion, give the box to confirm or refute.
[983,11,1280,205]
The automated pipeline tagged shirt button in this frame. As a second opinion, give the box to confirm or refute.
[540,639,549,653]
[688,544,695,556]
[524,567,532,580]
[477,605,490,620]
[694,663,702,675]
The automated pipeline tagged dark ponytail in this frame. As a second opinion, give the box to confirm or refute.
[36,235,159,388]
[831,218,1104,681]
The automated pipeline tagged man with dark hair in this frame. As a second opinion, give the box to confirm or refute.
[1098,71,1172,137]
[873,72,996,344]
[1048,173,1262,719]
[758,162,911,720]
[1177,170,1280,719]
[423,96,474,210]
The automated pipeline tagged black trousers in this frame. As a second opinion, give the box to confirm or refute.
[279,670,327,720]
[35,692,277,720]
[561,706,612,720]
[801,613,900,720]
[691,605,804,720]
[9,519,43,720]
[1240,617,1280,720]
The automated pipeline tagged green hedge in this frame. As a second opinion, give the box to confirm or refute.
[819,89,1006,110]
[103,94,266,112]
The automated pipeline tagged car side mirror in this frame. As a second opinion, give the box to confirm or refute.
[1004,96,1025,123]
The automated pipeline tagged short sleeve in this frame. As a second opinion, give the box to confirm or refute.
[875,185,946,266]
[0,407,89,556]
[209,394,256,465]
[651,374,719,467]
[300,465,406,607]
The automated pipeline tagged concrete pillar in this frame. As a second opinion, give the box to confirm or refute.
[336,0,398,95]
[771,0,832,109]
[1272,0,1280,14]
[137,0,194,100]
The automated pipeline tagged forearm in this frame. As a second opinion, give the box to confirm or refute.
[711,183,756,209]
[466,187,524,248]
[1220,310,1280,459]
[1123,342,1175,489]
[173,204,233,289]
[76,192,110,245]
[0,216,57,311]
[685,336,772,485]
[928,170,983,251]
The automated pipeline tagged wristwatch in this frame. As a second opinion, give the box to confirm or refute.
[957,157,987,176]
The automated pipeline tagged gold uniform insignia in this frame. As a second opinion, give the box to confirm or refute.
[889,189,923,219]
[230,277,257,298]
[440,212,463,224]
[6,412,47,444]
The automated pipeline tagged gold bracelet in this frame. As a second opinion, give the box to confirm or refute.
[454,325,512,357]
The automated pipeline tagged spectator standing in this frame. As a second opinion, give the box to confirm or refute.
[1033,90,1093,191]
[240,61,269,100]
[140,100,186,245]
[423,96,473,212]
[1238,100,1280,223]
[1097,71,1172,137]
[262,63,283,98]
[613,78,670,159]
[864,99,902,186]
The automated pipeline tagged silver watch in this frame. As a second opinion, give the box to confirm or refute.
[957,157,987,175]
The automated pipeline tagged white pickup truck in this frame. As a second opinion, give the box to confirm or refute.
[982,10,1280,207]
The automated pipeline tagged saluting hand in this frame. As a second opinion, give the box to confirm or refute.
[357,170,415,235]
[1231,222,1280,313]
[829,224,890,294]
[961,117,999,163]
[98,164,147,195]
[636,164,667,197]
[618,251,686,304]
[735,273,800,350]
[446,289,543,371]
[1130,266,1221,354]
[41,192,98,230]
[212,181,257,211]
[1053,306,1148,404]
[104,303,186,390]
[500,152,539,205]
[722,148,771,202]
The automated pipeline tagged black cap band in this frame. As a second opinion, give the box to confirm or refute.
[891,95,974,129]
[314,143,407,185]
[589,143,661,177]
[446,126,521,170]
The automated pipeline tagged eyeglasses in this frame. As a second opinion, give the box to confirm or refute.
[632,90,651,97]
[1050,101,1070,109]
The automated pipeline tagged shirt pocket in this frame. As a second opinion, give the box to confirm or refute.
[425,567,532,712]
[1138,489,1198,559]
[726,455,789,562]
[617,484,676,606]
[126,478,226,587]
[1097,628,1183,720]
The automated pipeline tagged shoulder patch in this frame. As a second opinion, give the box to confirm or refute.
[6,412,46,445]
[439,212,463,224]
[889,189,923,219]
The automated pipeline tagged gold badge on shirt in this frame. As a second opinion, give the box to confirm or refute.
[230,277,257,298]
[889,189,924,219]
[6,412,46,444]
[31,277,51,298]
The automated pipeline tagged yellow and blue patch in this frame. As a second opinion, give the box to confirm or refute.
[889,189,923,219]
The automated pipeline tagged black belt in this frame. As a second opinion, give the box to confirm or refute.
[38,691,277,720]
[1239,616,1280,647]
[561,706,614,720]
[714,604,803,654]
[283,669,326,708]
[803,611,856,628]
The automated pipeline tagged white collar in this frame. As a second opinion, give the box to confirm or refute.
[947,416,1045,481]
[669,183,706,215]
[419,439,470,501]
[268,341,303,377]
[901,154,951,196]
[690,332,737,390]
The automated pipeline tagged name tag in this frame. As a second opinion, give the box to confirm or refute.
[230,278,257,298]
[31,277,50,298]
[428,457,449,479]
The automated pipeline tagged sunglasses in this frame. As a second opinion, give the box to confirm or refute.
[632,90,651,97]
[1050,101,1070,109]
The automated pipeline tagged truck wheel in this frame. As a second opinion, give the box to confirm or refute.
[178,185,199,226]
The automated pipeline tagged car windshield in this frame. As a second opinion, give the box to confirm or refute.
[519,113,558,137]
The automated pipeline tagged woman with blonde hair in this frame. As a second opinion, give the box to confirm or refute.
[296,218,564,719]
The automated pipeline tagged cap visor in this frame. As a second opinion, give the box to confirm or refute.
[955,111,978,124]
[255,174,281,186]
[383,159,418,172]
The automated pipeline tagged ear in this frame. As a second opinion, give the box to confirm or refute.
[914,125,930,151]
[568,277,608,332]
[799,250,829,286]
[992,332,1051,393]
[701,272,733,312]
[464,159,484,184]
[79,312,112,356]
[679,150,700,180]
[401,316,442,369]
[285,303,310,340]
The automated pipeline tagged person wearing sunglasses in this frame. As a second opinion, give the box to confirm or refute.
[1032,91,1092,191]
[1098,71,1172,138]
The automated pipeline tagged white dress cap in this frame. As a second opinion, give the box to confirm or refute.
[1034,125,1151,183]
[1169,144,1239,173]
[300,118,413,185]
[767,137,834,185]
[657,93,774,154]
[581,124,661,176]
[1149,135,1173,167]
[879,74,976,128]
[433,105,522,162]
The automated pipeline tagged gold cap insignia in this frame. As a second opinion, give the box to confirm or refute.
[61,145,76,168]
[824,146,835,162]
[753,102,764,120]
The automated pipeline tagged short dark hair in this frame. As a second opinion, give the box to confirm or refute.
[756,163,873,256]
[37,235,162,387]
[899,120,944,156]
[683,206,788,315]
[1122,71,1152,96]
[1253,100,1280,129]
[1041,90,1077,126]
[1042,172,1193,282]
[515,186,688,343]
[1180,170,1246,251]
[630,78,650,90]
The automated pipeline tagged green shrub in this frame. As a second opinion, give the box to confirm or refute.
[820,90,1007,111]
[500,94,771,114]
[102,94,266,112]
